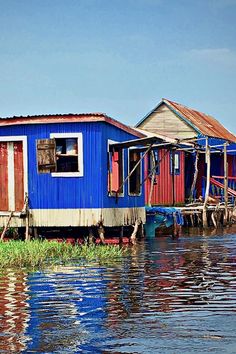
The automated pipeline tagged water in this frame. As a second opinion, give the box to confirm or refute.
[0,228,236,353]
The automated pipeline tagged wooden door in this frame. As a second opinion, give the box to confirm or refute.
[0,141,25,211]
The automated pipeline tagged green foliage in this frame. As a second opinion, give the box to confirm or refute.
[0,240,126,270]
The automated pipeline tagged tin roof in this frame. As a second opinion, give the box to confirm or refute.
[137,99,236,143]
[0,112,144,138]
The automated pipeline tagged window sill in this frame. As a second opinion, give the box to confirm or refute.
[108,192,124,198]
[51,172,83,177]
[128,193,142,197]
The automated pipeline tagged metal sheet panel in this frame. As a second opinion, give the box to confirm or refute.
[164,99,236,143]
[145,149,185,206]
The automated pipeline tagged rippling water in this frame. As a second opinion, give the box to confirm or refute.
[0,227,236,353]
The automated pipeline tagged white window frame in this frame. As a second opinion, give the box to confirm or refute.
[50,133,83,177]
[128,147,142,196]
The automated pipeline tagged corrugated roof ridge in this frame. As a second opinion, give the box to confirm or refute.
[0,112,107,120]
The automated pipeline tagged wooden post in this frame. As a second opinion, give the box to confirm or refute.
[223,142,229,225]
[88,227,95,244]
[171,149,175,206]
[98,223,105,244]
[24,193,30,241]
[203,138,211,228]
[190,150,199,202]
[130,219,141,245]
[148,150,156,207]
[0,212,13,241]
[25,212,30,241]
[119,226,124,244]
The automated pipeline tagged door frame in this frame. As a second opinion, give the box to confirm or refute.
[0,136,28,213]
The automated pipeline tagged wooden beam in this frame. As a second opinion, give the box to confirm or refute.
[109,136,163,151]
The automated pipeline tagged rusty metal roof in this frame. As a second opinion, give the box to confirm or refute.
[0,112,144,138]
[163,99,236,143]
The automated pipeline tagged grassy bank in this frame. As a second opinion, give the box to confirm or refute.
[0,240,126,269]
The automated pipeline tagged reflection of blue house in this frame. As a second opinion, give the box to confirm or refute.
[25,267,108,353]
[0,113,145,228]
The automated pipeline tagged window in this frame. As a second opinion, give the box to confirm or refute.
[108,147,124,196]
[37,133,83,177]
[170,151,180,175]
[128,149,141,195]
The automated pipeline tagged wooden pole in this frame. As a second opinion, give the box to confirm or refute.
[97,222,105,244]
[148,150,156,207]
[190,150,199,202]
[203,138,211,228]
[0,212,13,241]
[171,149,175,206]
[24,193,30,241]
[224,142,229,225]
[130,219,141,245]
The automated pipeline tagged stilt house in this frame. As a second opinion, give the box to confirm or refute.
[0,113,146,230]
[136,99,236,206]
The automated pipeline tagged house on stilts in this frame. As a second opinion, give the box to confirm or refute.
[0,113,149,242]
[135,98,236,233]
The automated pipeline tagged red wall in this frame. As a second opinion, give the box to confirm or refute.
[144,149,185,205]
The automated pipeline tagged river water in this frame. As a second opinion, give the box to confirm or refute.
[0,227,236,353]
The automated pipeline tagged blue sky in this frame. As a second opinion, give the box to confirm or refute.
[0,0,236,132]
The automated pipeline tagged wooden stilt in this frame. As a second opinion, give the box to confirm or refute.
[25,212,30,241]
[98,223,105,244]
[0,212,13,241]
[88,227,94,244]
[211,211,217,228]
[171,149,175,206]
[24,194,30,241]
[223,142,229,225]
[172,212,181,239]
[33,227,39,239]
[203,138,211,228]
[119,226,124,244]
[130,219,141,245]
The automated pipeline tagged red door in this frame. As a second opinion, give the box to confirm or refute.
[0,141,25,211]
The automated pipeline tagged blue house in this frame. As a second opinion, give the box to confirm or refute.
[0,113,146,231]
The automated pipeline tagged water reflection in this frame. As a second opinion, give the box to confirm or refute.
[0,271,30,353]
[0,228,236,353]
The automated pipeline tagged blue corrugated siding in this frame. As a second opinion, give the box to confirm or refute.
[0,121,144,209]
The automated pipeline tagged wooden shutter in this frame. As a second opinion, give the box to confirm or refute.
[37,139,56,173]
[111,151,120,192]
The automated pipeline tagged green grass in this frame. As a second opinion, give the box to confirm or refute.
[0,240,126,270]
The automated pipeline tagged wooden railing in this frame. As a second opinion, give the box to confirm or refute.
[202,176,236,203]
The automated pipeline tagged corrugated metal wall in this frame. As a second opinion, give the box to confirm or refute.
[144,149,185,205]
[0,121,145,211]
